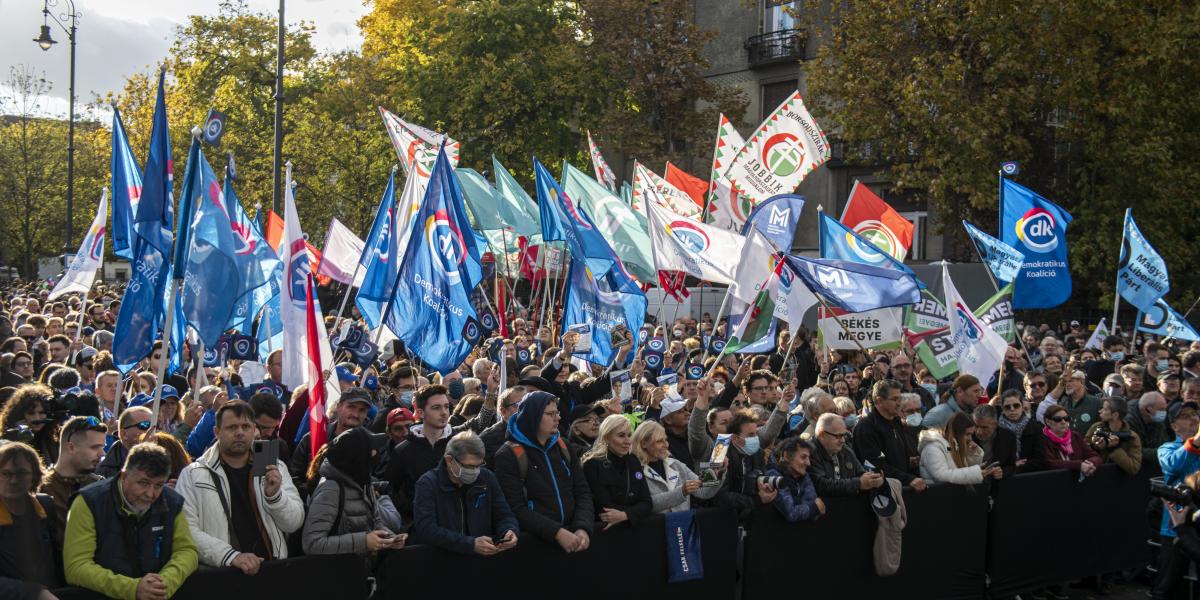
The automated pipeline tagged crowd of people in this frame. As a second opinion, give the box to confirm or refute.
[0,278,1195,599]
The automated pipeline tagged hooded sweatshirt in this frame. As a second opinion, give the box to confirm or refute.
[493,391,594,543]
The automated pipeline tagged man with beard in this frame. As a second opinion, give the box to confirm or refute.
[39,416,108,544]
[177,401,304,574]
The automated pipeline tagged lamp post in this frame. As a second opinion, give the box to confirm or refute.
[33,0,80,255]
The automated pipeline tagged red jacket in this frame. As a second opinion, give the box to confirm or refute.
[1041,430,1103,472]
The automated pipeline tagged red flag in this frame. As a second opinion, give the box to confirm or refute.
[664,162,708,209]
[839,181,914,261]
[304,275,330,456]
[495,278,509,338]
[658,271,691,302]
[267,210,331,286]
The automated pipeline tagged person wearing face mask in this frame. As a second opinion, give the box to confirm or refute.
[64,443,198,600]
[1126,391,1168,463]
[1084,335,1128,388]
[1144,342,1173,391]
[412,432,518,556]
[715,411,776,520]
[898,393,923,449]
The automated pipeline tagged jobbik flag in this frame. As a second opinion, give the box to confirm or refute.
[707,113,752,230]
[645,182,745,285]
[633,163,703,220]
[178,140,241,347]
[943,266,1008,384]
[840,181,913,262]
[50,189,108,301]
[1000,179,1073,309]
[1117,209,1169,313]
[379,106,460,180]
[1137,299,1200,342]
[385,147,485,374]
[586,130,618,192]
[561,261,646,368]
[963,220,1024,285]
[724,90,831,205]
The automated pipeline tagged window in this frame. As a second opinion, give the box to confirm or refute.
[899,211,928,261]
[761,79,798,121]
[763,1,796,34]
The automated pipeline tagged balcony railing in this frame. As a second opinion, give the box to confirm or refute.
[746,28,807,68]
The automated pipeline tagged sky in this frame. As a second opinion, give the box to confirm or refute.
[0,0,369,119]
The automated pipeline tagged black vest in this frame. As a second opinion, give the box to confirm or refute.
[78,477,184,578]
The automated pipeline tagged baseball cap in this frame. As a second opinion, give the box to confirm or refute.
[660,397,688,419]
[869,483,897,518]
[568,402,605,426]
[1159,372,1182,384]
[1167,400,1200,424]
[517,376,553,392]
[336,366,359,383]
[1070,320,1081,327]
[339,388,373,407]
[387,407,416,427]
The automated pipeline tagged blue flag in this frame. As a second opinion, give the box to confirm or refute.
[1137,299,1199,342]
[741,194,805,252]
[110,106,143,261]
[255,294,283,362]
[223,159,281,334]
[113,71,181,374]
[534,158,614,277]
[384,147,483,374]
[963,220,1025,285]
[783,254,921,313]
[179,140,241,347]
[1117,209,1169,313]
[561,260,646,367]
[1000,179,1073,309]
[818,212,924,286]
[356,170,400,329]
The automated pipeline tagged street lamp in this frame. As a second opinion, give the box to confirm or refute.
[33,0,80,255]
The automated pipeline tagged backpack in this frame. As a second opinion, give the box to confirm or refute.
[504,438,571,481]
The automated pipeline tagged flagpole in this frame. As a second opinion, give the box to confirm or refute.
[963,243,1034,371]
[149,280,178,427]
[263,306,274,353]
[700,285,733,369]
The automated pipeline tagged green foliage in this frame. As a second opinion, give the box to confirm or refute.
[806,1,1200,310]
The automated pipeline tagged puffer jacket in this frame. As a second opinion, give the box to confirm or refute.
[301,462,378,556]
[917,429,984,485]
[175,443,305,567]
[642,457,720,513]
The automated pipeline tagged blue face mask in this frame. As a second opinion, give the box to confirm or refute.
[1157,359,1170,373]
[844,414,860,429]
[1108,351,1125,362]
[1153,410,1168,424]
[398,391,414,409]
[921,383,938,397]
[906,413,923,427]
[741,435,760,455]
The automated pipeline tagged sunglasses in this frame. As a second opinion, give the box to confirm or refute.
[1047,415,1071,423]
[1028,382,1047,388]
[125,420,152,431]
[824,431,851,440]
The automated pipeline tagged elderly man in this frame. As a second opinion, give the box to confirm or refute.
[972,404,1017,478]
[797,388,837,440]
[96,406,153,479]
[809,413,884,497]
[1127,391,1169,461]
[412,431,519,555]
[1044,368,1104,435]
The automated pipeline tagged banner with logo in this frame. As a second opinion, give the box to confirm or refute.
[1117,208,1169,314]
[904,284,1016,379]
[1136,299,1200,342]
[645,181,745,285]
[963,220,1024,285]
[634,162,703,220]
[817,306,903,351]
[707,113,752,230]
[724,90,831,205]
[741,194,805,253]
[586,130,618,192]
[839,181,913,261]
[1000,179,1073,309]
[944,266,1008,384]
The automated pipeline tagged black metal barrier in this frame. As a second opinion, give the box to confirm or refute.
[377,508,739,599]
[53,553,369,600]
[743,481,991,599]
[987,463,1156,597]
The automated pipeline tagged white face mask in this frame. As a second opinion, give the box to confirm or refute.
[452,458,480,485]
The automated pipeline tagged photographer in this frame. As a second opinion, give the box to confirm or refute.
[0,384,58,464]
[1085,397,1142,475]
[1152,471,1200,600]
[764,437,825,522]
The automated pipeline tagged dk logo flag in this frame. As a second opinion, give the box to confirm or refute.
[1000,179,1073,309]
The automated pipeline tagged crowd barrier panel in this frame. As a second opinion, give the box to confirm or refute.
[742,481,991,599]
[377,507,739,599]
[986,463,1156,597]
[46,464,1159,599]
[53,553,369,600]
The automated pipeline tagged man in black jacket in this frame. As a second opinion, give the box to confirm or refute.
[387,384,454,519]
[972,404,1018,478]
[852,380,927,491]
[481,385,527,466]
[494,391,593,553]
[810,413,884,497]
[538,333,628,434]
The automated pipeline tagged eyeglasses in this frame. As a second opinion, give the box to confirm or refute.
[1047,415,1071,423]
[125,420,152,431]
[1028,382,1047,388]
[823,431,851,440]
[1002,404,1022,411]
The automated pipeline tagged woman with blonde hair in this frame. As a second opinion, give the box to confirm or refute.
[918,412,1000,485]
[581,415,652,529]
[632,420,720,513]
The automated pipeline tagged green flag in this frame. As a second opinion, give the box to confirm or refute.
[457,168,510,233]
[903,283,1016,379]
[725,264,780,354]
[561,162,655,283]
[491,156,542,245]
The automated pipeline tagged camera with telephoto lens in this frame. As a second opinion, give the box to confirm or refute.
[1150,479,1196,507]
[756,475,783,491]
[1092,430,1133,444]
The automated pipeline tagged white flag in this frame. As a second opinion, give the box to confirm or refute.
[707,113,752,230]
[317,217,366,286]
[775,259,818,329]
[1084,318,1109,350]
[725,90,831,205]
[728,229,777,305]
[645,181,744,285]
[49,189,108,301]
[943,264,1008,385]
[379,107,460,182]
[280,164,312,390]
[633,163,702,220]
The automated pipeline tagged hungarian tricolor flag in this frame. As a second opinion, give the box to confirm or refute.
[839,181,914,262]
